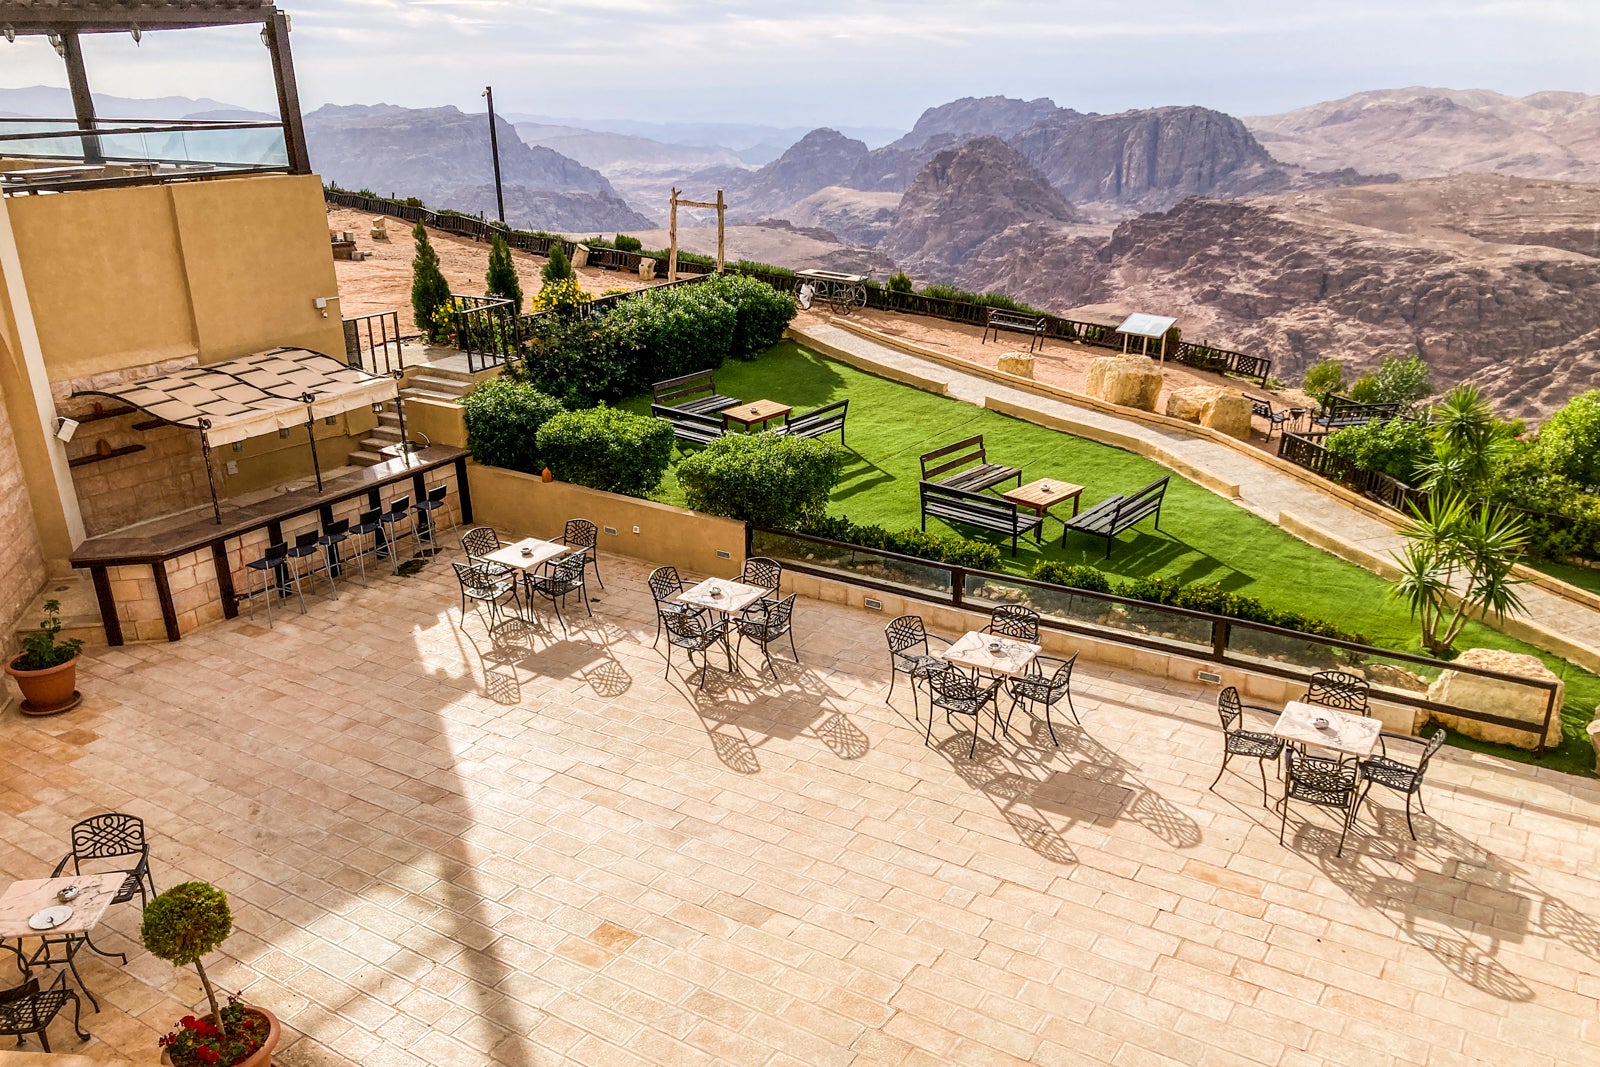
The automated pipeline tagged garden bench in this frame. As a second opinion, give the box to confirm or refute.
[981,309,1048,354]
[920,436,1022,494]
[650,403,726,446]
[1061,476,1170,558]
[919,482,1043,557]
[1310,396,1404,431]
[777,399,848,442]
[652,370,739,416]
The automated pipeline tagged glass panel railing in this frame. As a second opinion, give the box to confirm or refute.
[962,573,1215,654]
[752,531,955,599]
[0,123,288,188]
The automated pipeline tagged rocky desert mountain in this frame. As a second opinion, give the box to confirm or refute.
[880,137,1081,276]
[731,128,872,217]
[1246,87,1600,181]
[960,175,1600,420]
[304,104,654,232]
[780,187,902,248]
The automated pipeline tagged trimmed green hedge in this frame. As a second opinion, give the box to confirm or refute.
[678,433,844,529]
[1032,561,1358,641]
[700,273,798,360]
[536,407,673,496]
[796,514,1004,571]
[461,378,563,475]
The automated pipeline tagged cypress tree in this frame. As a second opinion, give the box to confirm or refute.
[485,234,523,314]
[411,222,451,340]
[542,242,574,287]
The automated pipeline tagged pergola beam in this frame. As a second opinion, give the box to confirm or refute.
[59,32,103,165]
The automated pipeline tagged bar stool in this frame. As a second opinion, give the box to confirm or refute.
[349,507,385,574]
[241,541,303,626]
[413,484,451,556]
[287,530,338,602]
[318,518,363,587]
[379,496,416,573]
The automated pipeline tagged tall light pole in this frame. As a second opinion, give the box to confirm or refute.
[481,85,505,225]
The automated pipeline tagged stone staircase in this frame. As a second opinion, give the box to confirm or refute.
[349,364,475,466]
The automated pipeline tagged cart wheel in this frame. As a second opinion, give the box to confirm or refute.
[852,283,868,308]
[829,288,855,316]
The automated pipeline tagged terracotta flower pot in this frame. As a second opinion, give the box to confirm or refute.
[5,654,79,715]
[159,1006,279,1067]
[541,467,554,482]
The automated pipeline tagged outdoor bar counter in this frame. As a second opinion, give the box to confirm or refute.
[70,446,471,644]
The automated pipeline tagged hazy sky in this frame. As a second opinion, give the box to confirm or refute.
[2,0,1597,131]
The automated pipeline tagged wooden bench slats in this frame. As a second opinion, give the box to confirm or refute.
[778,399,848,442]
[652,370,739,416]
[981,308,1048,354]
[651,403,726,445]
[920,482,1042,557]
[1062,476,1169,557]
[919,435,1022,494]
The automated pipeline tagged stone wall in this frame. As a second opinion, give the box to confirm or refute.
[66,413,211,537]
[0,393,46,648]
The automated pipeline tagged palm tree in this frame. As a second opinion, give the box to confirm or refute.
[1390,490,1530,655]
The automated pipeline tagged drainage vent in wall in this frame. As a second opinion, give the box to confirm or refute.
[1196,670,1223,685]
[603,526,618,536]
[863,597,882,610]
[716,550,732,559]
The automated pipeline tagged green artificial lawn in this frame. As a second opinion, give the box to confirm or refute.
[1531,559,1600,599]
[623,342,1599,774]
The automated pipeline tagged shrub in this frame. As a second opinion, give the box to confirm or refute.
[13,599,83,670]
[1302,358,1345,401]
[918,283,1043,316]
[1369,353,1433,404]
[1115,576,1184,604]
[529,275,591,316]
[605,282,736,381]
[1030,561,1113,593]
[513,312,639,407]
[485,234,523,314]
[701,274,798,360]
[935,537,1003,570]
[794,513,1000,569]
[1326,418,1435,483]
[410,222,450,340]
[614,234,643,253]
[1538,389,1600,489]
[678,433,844,528]
[731,259,796,279]
[887,271,914,293]
[143,882,234,1034]
[460,378,563,474]
[536,407,673,496]
[1347,372,1380,404]
[542,242,575,285]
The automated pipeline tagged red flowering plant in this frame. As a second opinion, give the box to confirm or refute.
[157,995,267,1067]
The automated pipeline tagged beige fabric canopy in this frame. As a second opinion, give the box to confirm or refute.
[74,347,397,446]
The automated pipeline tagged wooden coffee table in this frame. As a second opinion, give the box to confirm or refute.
[721,399,792,432]
[1003,478,1086,519]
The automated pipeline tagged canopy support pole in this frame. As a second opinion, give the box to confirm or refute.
[394,372,413,467]
[302,393,324,491]
[198,420,222,525]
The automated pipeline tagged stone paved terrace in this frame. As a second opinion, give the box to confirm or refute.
[2,545,1599,1066]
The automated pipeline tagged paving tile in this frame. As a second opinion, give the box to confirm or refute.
[2,545,1598,1067]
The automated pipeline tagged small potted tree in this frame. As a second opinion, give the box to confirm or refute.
[143,882,279,1067]
[4,599,84,715]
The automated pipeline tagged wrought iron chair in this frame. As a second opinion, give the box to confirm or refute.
[1304,670,1371,715]
[925,662,1004,757]
[1003,652,1079,744]
[287,530,338,602]
[661,609,735,690]
[378,495,416,573]
[1210,686,1285,805]
[740,556,783,596]
[562,518,605,589]
[460,526,511,579]
[240,541,302,625]
[734,593,799,678]
[525,549,590,635]
[647,565,704,646]
[883,615,950,715]
[1358,729,1447,839]
[51,812,156,910]
[0,973,88,1053]
[1280,746,1361,856]
[451,561,519,627]
[983,604,1040,643]
[1249,397,1303,440]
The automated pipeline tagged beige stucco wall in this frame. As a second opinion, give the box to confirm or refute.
[8,173,345,381]
[468,465,747,577]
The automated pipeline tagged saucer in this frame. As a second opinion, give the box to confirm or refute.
[29,905,73,930]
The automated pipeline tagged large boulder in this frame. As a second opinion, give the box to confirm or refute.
[1086,356,1163,412]
[996,351,1035,379]
[1426,648,1564,750]
[1164,385,1253,439]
